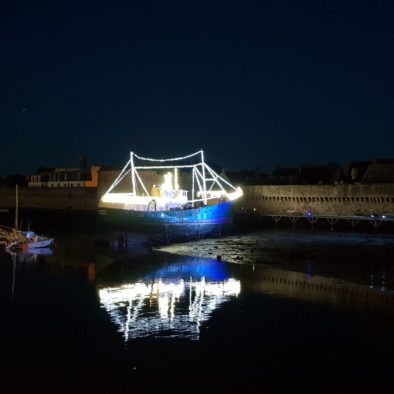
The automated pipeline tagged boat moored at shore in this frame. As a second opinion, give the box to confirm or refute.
[5,230,54,251]
[98,150,243,228]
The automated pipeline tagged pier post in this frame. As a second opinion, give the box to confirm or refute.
[306,216,319,230]
[369,218,382,233]
[326,218,338,231]
[272,216,281,227]
[347,219,359,232]
[288,216,300,229]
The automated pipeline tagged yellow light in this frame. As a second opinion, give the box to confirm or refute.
[162,172,173,191]
[226,187,243,201]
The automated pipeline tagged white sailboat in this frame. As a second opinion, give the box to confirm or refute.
[5,185,54,251]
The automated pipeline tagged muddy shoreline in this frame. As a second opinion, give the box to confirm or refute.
[156,229,394,288]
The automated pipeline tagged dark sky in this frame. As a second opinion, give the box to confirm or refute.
[1,0,394,174]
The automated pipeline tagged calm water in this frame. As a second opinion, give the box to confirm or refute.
[1,232,394,391]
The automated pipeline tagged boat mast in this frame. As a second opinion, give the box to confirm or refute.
[201,150,207,204]
[192,168,195,207]
[14,185,18,230]
[130,151,136,195]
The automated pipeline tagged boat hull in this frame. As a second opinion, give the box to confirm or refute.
[98,201,234,229]
[24,238,54,249]
[6,237,54,251]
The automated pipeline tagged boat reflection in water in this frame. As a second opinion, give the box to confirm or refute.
[7,247,53,263]
[98,259,240,341]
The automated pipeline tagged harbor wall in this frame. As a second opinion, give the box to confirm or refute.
[0,167,193,212]
[242,184,394,216]
[0,187,98,211]
[0,183,394,218]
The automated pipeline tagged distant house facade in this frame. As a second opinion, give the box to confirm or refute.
[346,161,372,183]
[27,156,100,188]
[361,160,394,184]
[46,166,100,187]
[27,167,52,187]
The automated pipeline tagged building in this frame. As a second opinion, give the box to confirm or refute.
[346,160,372,183]
[361,159,394,184]
[27,167,53,187]
[27,156,100,188]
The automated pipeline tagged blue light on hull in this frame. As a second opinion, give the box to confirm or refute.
[145,259,229,282]
[99,201,234,227]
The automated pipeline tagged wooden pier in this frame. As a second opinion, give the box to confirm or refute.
[236,210,394,233]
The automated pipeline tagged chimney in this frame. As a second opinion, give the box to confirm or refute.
[80,155,87,169]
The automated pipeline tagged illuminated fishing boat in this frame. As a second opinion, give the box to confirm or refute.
[98,150,243,227]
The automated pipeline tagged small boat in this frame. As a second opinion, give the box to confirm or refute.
[98,149,243,228]
[21,231,54,249]
[4,185,54,251]
[6,230,54,251]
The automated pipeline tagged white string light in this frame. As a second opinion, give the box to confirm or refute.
[101,149,243,208]
[134,150,202,162]
[134,164,197,170]
[204,164,229,194]
[134,169,149,196]
[106,160,131,194]
[193,167,204,198]
[204,163,238,191]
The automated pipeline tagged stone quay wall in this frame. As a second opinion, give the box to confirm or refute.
[0,169,193,213]
[1,182,394,217]
[0,187,98,211]
[242,184,394,216]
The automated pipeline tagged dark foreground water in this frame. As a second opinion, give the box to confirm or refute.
[1,230,394,392]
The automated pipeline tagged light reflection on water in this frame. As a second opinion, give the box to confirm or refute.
[97,255,394,341]
[239,264,394,315]
[6,247,53,263]
[3,234,394,346]
[0,235,393,391]
[98,261,240,340]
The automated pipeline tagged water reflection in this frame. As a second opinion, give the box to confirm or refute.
[3,248,54,300]
[11,253,16,300]
[6,247,53,263]
[98,260,240,340]
[235,263,394,315]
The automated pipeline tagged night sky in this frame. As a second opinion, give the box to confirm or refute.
[1,0,394,175]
